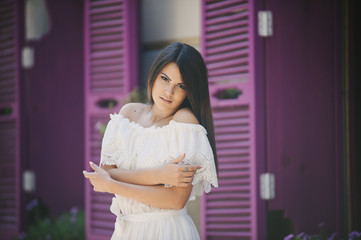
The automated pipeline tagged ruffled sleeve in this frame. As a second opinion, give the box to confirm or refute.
[99,114,122,166]
[167,121,219,201]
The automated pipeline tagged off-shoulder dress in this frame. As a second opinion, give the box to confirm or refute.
[100,113,218,240]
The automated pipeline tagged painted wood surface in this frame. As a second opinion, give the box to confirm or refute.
[0,0,20,238]
[201,0,258,239]
[84,0,138,239]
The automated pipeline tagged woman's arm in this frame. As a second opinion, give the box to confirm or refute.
[101,153,201,187]
[84,162,192,209]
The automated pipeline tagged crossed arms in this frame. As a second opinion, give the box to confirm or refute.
[83,153,201,209]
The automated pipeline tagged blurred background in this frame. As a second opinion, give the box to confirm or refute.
[0,0,360,239]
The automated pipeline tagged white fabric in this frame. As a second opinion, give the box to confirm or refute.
[100,113,218,240]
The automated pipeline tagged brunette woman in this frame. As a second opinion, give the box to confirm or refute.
[84,42,218,240]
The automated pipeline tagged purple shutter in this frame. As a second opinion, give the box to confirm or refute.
[201,0,257,239]
[84,0,138,239]
[0,0,20,239]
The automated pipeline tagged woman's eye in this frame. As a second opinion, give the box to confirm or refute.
[177,84,186,90]
[161,76,169,82]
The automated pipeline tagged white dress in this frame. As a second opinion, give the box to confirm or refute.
[100,113,218,240]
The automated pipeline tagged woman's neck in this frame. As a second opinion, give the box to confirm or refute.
[147,105,174,125]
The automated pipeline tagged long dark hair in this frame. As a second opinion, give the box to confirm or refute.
[147,42,218,172]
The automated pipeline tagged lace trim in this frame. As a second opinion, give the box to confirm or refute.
[100,152,120,167]
[163,152,218,201]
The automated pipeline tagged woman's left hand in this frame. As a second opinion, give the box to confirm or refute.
[83,162,112,193]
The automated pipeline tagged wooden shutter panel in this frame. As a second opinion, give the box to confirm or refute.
[201,0,257,239]
[84,0,138,239]
[0,0,20,238]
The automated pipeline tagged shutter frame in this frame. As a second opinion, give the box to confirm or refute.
[84,0,138,239]
[0,0,20,238]
[201,0,257,239]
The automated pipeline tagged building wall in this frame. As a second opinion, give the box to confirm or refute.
[264,0,343,236]
[21,0,84,218]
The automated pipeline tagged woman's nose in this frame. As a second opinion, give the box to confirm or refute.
[165,84,174,96]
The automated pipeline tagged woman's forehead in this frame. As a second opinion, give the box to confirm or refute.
[160,62,183,83]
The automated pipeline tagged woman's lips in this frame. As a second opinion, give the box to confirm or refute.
[160,96,172,104]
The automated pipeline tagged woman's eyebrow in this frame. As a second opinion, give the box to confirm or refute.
[161,72,184,85]
[161,72,172,81]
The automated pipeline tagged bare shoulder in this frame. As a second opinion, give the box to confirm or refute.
[119,103,146,120]
[173,108,199,124]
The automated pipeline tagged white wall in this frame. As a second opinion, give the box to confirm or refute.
[141,0,201,44]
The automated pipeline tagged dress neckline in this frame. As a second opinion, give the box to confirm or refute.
[113,113,207,132]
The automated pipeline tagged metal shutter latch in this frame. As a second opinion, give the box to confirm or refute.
[258,11,273,37]
[260,173,275,200]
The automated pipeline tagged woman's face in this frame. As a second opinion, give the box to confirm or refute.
[151,62,187,114]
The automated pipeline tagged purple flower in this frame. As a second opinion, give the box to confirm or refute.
[18,232,26,240]
[70,206,79,216]
[349,231,361,239]
[318,222,325,228]
[26,199,39,211]
[45,234,51,240]
[284,234,294,240]
[328,232,336,240]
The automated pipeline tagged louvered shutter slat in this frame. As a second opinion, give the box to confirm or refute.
[201,1,257,239]
[206,3,247,18]
[207,231,251,238]
[0,37,15,49]
[206,11,248,26]
[207,26,248,41]
[91,34,123,43]
[218,179,250,187]
[90,5,123,15]
[85,116,114,238]
[0,0,20,237]
[90,49,124,59]
[0,121,18,232]
[85,1,137,237]
[219,173,250,180]
[207,17,248,33]
[206,31,248,44]
[91,19,124,29]
[208,216,251,222]
[206,41,249,55]
[90,0,123,8]
[208,67,248,80]
[91,57,124,66]
[206,48,248,63]
[207,208,250,215]
[90,26,123,36]
[205,0,246,9]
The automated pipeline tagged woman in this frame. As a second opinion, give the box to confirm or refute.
[83,42,218,240]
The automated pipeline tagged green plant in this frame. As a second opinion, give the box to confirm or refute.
[15,199,84,240]
[214,87,242,99]
[284,223,361,240]
[96,87,148,136]
[125,87,148,104]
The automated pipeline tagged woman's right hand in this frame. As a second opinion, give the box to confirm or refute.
[158,153,202,187]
